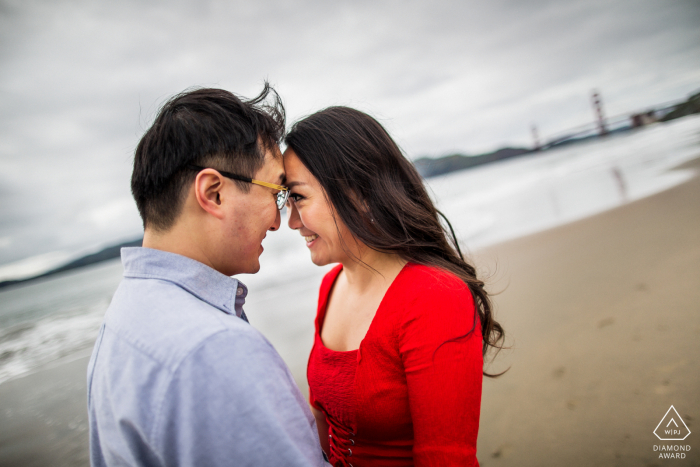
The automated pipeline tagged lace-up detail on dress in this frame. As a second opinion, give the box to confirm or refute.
[307,330,358,466]
[327,415,356,467]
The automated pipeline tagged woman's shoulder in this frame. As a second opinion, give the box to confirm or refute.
[381,263,474,318]
[399,263,471,295]
[387,263,478,336]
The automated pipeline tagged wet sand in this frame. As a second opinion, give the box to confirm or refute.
[0,351,91,467]
[0,161,698,466]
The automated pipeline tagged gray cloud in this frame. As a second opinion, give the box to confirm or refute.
[0,0,699,265]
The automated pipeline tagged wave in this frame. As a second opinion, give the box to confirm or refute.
[0,300,107,385]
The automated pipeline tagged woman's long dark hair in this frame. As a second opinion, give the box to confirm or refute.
[285,106,505,376]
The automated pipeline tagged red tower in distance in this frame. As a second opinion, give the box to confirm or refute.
[591,90,608,136]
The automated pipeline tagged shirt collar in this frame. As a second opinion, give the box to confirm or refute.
[120,247,248,319]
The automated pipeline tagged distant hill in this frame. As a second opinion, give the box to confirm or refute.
[660,90,700,122]
[0,238,142,290]
[411,88,700,179]
[413,147,531,178]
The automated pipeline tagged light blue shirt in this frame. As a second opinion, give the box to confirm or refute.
[87,247,326,466]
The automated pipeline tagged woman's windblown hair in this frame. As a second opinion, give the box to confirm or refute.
[285,107,505,376]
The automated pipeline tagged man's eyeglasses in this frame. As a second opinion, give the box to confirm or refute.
[188,165,289,210]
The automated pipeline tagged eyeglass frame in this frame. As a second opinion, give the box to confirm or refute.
[188,164,289,210]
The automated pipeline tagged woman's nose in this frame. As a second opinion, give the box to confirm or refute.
[286,202,301,230]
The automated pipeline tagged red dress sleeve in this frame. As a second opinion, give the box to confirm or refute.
[398,269,483,466]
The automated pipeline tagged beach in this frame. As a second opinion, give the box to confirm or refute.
[476,157,700,465]
[1,159,698,466]
[0,352,91,467]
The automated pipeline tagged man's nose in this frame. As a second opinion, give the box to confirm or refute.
[269,208,281,231]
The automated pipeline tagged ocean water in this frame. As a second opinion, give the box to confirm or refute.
[0,260,122,384]
[0,115,698,386]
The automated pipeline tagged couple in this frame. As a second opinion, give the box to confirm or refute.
[87,84,504,467]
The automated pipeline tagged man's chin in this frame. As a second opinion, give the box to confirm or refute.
[246,260,261,274]
[246,257,260,274]
[231,261,261,276]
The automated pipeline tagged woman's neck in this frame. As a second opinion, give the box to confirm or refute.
[341,248,407,293]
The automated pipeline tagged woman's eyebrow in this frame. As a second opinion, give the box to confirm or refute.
[286,181,308,188]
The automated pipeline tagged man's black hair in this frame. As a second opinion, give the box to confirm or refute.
[131,84,285,231]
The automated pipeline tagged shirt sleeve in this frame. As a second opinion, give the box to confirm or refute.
[398,277,483,467]
[154,329,327,467]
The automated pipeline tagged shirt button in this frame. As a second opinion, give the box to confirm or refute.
[236,287,244,296]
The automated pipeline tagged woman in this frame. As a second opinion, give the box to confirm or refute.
[284,107,504,467]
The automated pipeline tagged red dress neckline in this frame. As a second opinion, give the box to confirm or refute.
[315,262,410,354]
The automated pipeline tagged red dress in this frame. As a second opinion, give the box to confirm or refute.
[307,263,483,467]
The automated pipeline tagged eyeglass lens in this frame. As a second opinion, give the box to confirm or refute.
[276,190,289,210]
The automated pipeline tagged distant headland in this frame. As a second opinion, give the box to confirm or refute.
[413,88,700,178]
[0,238,142,290]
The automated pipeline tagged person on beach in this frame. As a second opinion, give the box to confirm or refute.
[87,86,327,466]
[283,107,505,466]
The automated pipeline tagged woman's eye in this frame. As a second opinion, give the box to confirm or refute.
[289,193,304,202]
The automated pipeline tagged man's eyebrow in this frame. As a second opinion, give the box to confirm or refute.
[275,172,284,184]
[286,181,307,189]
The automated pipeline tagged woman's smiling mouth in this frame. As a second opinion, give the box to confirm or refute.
[304,234,318,247]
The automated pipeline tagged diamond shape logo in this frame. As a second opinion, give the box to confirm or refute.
[654,405,691,441]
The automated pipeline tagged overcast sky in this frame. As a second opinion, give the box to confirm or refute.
[0,0,699,267]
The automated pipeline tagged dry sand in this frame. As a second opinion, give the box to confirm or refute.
[475,158,700,466]
[0,160,698,466]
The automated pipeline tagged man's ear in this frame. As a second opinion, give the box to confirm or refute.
[193,169,226,219]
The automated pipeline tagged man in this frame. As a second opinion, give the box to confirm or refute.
[87,85,327,466]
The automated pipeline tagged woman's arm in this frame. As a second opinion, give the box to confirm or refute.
[400,284,484,466]
[311,405,331,456]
